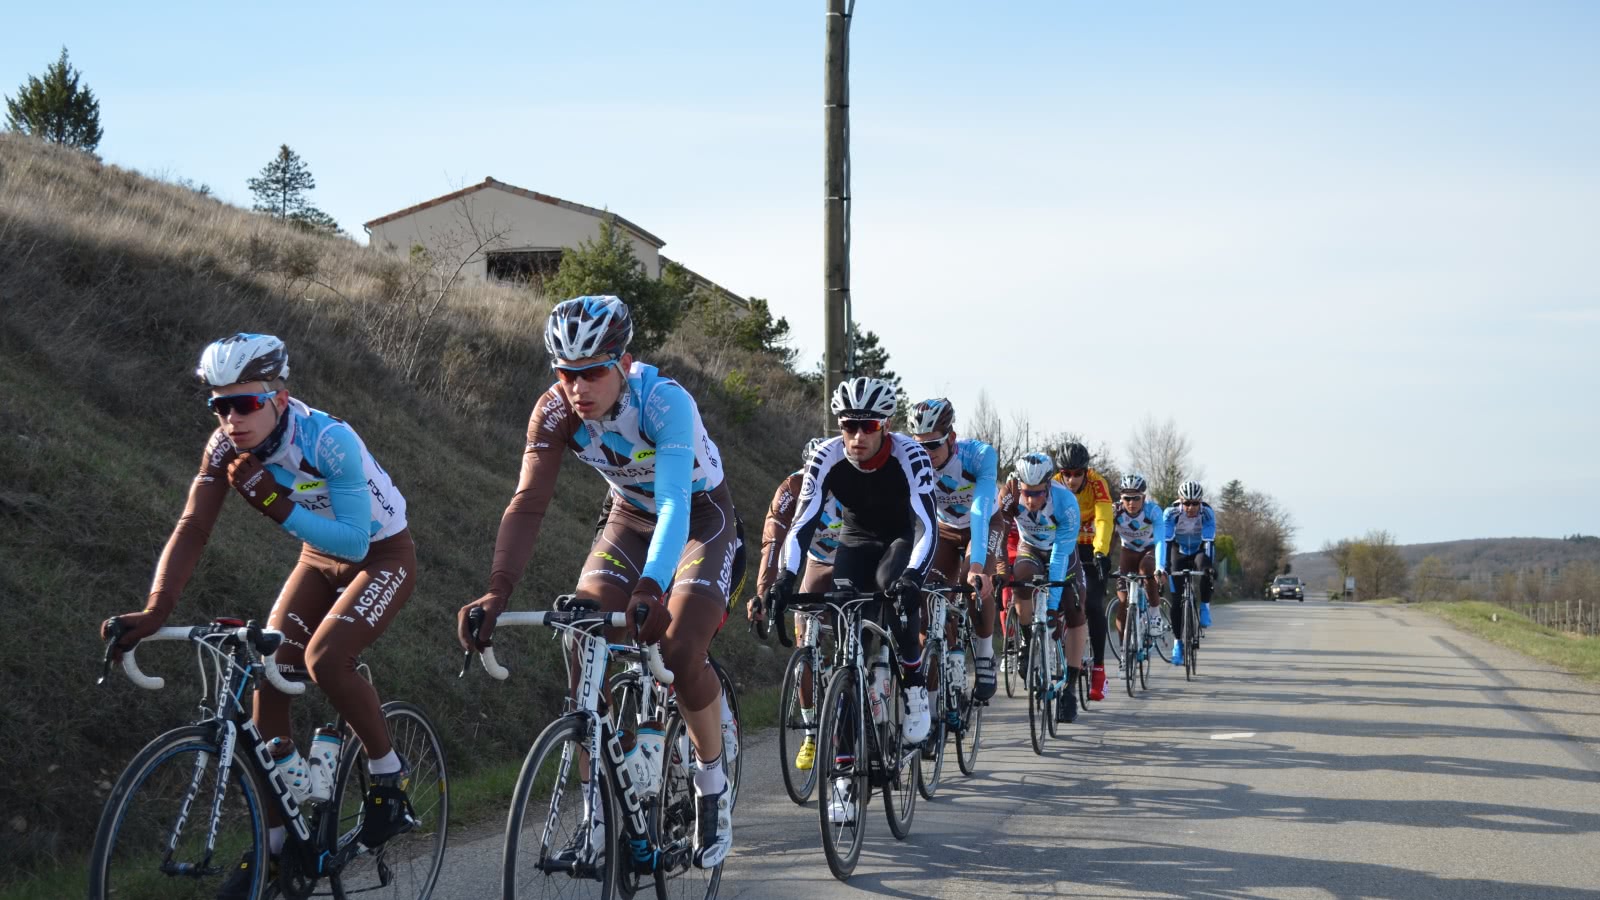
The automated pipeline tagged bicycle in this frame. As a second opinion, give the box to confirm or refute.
[611,655,743,815]
[466,599,722,900]
[1115,573,1161,697]
[777,581,920,882]
[918,582,983,798]
[90,617,448,900]
[999,587,1023,699]
[1169,568,1204,681]
[995,575,1076,756]
[766,607,835,805]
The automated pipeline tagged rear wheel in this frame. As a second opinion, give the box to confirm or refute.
[778,648,818,805]
[654,714,719,900]
[954,634,983,777]
[710,658,741,811]
[916,642,946,800]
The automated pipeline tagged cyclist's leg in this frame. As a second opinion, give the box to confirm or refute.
[1062,551,1088,673]
[797,562,835,709]
[824,541,886,819]
[1112,546,1144,637]
[873,534,924,687]
[925,525,966,696]
[661,487,740,768]
[1010,550,1044,660]
[973,513,1003,647]
[1080,544,1108,667]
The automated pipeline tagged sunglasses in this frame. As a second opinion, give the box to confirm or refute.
[1120,494,1144,502]
[917,435,948,451]
[1181,500,1201,507]
[1062,469,1087,479]
[208,392,275,417]
[553,359,618,385]
[839,419,884,435]
[1021,488,1049,498]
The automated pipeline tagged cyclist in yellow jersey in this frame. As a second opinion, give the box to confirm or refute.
[1051,443,1115,701]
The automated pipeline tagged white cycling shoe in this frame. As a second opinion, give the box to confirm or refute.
[901,686,930,744]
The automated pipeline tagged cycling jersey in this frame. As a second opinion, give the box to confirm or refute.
[1010,482,1081,610]
[781,433,937,586]
[1114,500,1163,552]
[1053,468,1114,555]
[755,470,843,599]
[929,438,999,566]
[1155,501,1217,571]
[489,361,727,594]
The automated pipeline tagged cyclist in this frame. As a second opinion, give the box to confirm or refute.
[767,376,938,826]
[1110,473,1164,643]
[746,437,843,772]
[98,333,418,894]
[457,296,737,869]
[1000,452,1085,723]
[908,397,1002,702]
[1052,442,1115,702]
[1156,480,1217,667]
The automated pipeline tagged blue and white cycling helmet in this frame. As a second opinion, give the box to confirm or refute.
[544,295,633,362]
[1119,473,1148,494]
[196,333,289,388]
[1178,480,1204,501]
[1014,452,1056,486]
[908,398,955,436]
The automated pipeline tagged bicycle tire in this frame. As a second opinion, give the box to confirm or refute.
[1184,585,1198,682]
[89,723,269,900]
[1122,607,1138,698]
[817,667,867,881]
[329,700,449,900]
[710,657,742,812]
[880,660,917,840]
[1027,629,1047,756]
[1046,637,1063,740]
[503,715,616,900]
[916,640,946,800]
[653,713,720,900]
[777,647,819,805]
[954,633,983,777]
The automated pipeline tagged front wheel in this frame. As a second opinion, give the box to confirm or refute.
[778,647,819,805]
[817,668,867,881]
[503,716,616,900]
[330,700,450,900]
[89,723,268,900]
[1122,611,1139,698]
[1026,630,1048,756]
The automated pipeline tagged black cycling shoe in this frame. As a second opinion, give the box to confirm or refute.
[216,849,277,900]
[973,656,997,702]
[1055,687,1078,724]
[358,771,418,850]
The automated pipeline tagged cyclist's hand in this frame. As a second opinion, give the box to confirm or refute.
[766,570,797,620]
[1046,607,1064,640]
[457,592,507,652]
[965,564,991,603]
[101,609,164,660]
[1094,552,1110,581]
[890,574,922,609]
[227,453,294,524]
[745,595,764,622]
[629,577,672,644]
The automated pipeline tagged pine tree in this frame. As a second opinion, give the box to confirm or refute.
[248,144,339,234]
[5,47,103,151]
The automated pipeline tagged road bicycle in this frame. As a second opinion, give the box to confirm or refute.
[768,607,835,805]
[90,618,448,900]
[1169,568,1204,681]
[917,581,984,798]
[996,575,1076,756]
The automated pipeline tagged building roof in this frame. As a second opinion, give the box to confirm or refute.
[363,177,666,249]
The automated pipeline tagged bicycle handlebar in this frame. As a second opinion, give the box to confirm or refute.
[474,609,674,686]
[110,624,305,695]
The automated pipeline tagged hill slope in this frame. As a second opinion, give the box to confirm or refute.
[1290,537,1600,589]
[0,134,811,873]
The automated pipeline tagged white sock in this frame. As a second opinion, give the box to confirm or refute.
[694,754,727,797]
[368,750,401,776]
[268,825,286,855]
[973,634,994,659]
[719,691,734,725]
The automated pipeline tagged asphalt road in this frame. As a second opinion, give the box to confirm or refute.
[431,599,1600,899]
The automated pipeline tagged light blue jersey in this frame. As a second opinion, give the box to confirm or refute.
[1114,500,1163,552]
[929,438,999,566]
[1155,501,1217,571]
[1013,482,1080,610]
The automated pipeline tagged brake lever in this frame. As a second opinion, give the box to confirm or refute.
[460,608,484,678]
[97,619,126,686]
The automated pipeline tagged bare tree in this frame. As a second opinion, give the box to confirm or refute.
[1126,415,1198,508]
[1350,529,1408,599]
[968,389,1008,468]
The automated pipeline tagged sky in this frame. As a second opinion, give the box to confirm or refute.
[6,1,1597,549]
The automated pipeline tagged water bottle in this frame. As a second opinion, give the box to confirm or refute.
[625,720,665,797]
[868,660,889,724]
[306,725,342,802]
[268,737,313,804]
[948,649,967,690]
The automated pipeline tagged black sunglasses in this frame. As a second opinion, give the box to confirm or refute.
[839,419,884,435]
[208,392,274,417]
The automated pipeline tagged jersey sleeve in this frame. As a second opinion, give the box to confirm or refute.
[1047,487,1079,609]
[1090,471,1115,556]
[1203,504,1218,557]
[145,430,235,615]
[487,387,578,600]
[783,442,839,576]
[281,423,372,561]
[756,473,804,598]
[637,380,698,586]
[897,437,939,585]
[1155,506,1175,570]
[966,442,999,568]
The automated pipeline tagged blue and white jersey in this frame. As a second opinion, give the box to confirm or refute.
[1013,482,1080,610]
[809,493,845,565]
[1114,500,1163,552]
[247,398,407,560]
[1156,501,1217,570]
[929,438,999,565]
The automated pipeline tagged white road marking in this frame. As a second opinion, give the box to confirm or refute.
[1210,732,1257,740]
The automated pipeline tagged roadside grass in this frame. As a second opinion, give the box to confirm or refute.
[1424,600,1600,682]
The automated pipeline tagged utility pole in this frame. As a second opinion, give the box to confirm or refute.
[823,0,852,430]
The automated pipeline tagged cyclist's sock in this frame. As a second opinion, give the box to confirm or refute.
[368,749,402,776]
[268,825,286,855]
[973,634,994,659]
[694,754,727,797]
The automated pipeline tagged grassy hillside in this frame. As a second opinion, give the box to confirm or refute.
[1290,537,1600,589]
[0,134,812,876]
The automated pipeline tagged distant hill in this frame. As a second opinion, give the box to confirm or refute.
[1291,537,1600,589]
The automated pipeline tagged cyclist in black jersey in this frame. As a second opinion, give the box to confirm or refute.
[766,376,938,827]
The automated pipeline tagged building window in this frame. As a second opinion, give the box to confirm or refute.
[487,249,565,284]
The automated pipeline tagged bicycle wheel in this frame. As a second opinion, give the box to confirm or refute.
[89,724,268,900]
[879,660,917,840]
[1002,629,1018,699]
[1184,588,1198,682]
[954,635,983,777]
[711,657,742,811]
[329,701,449,900]
[503,715,616,900]
[1045,639,1063,740]
[916,641,946,800]
[653,714,719,900]
[1078,645,1091,708]
[777,647,819,805]
[1026,630,1047,756]
[817,667,867,881]
[1122,608,1138,698]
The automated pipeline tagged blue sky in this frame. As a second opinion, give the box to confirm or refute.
[7,1,1597,549]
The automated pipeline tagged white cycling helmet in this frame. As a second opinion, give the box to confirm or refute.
[908,398,955,436]
[831,376,898,419]
[544,295,633,362]
[1120,473,1148,494]
[1178,480,1204,501]
[196,333,289,388]
[1014,451,1056,486]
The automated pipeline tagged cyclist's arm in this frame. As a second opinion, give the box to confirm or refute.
[1046,490,1080,609]
[637,380,699,586]
[966,441,999,568]
[487,387,576,599]
[279,423,372,561]
[1155,507,1174,571]
[145,429,234,616]
[1202,504,1218,560]
[782,440,838,576]
[1090,472,1115,557]
[898,437,938,584]
[756,473,803,598]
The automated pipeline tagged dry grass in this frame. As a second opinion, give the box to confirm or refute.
[0,133,810,879]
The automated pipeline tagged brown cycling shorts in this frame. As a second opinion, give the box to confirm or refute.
[1011,541,1087,628]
